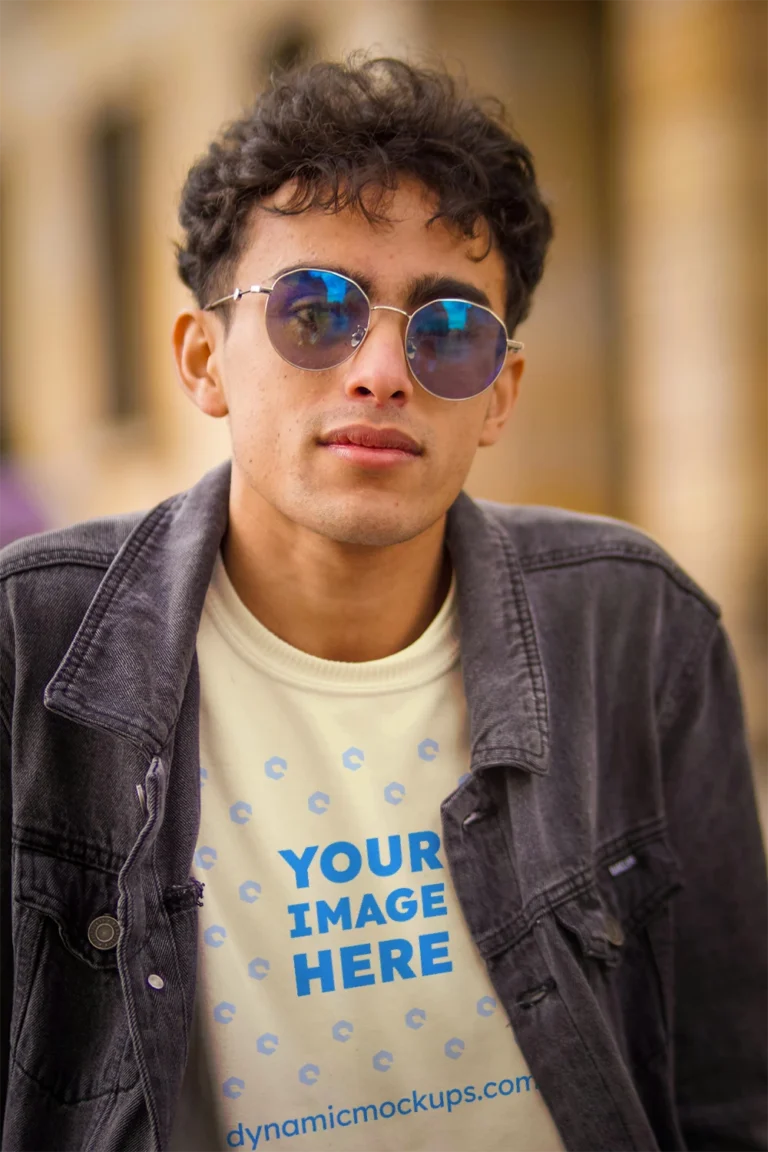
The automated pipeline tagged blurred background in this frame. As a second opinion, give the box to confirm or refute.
[0,0,766,786]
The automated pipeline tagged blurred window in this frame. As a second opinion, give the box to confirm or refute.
[91,112,145,423]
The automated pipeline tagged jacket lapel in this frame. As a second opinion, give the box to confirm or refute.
[45,463,550,775]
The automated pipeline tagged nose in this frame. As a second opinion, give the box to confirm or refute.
[342,307,415,406]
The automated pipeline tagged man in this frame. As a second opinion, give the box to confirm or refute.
[0,57,765,1152]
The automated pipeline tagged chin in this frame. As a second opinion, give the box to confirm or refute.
[304,501,430,549]
[325,518,424,549]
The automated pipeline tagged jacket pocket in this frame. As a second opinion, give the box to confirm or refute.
[10,845,138,1105]
[553,830,682,1064]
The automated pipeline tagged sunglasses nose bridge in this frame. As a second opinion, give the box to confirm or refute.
[370,304,410,319]
[345,302,416,397]
[358,303,412,359]
[347,304,408,350]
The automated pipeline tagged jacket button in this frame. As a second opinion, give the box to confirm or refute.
[605,915,625,947]
[87,914,120,950]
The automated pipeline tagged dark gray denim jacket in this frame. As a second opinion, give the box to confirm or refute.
[1,461,766,1152]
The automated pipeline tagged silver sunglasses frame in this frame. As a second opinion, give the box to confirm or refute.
[204,267,524,401]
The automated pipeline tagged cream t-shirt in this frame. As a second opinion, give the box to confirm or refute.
[169,556,564,1152]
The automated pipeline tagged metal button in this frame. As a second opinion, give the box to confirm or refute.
[147,973,165,990]
[87,915,120,951]
[605,915,625,948]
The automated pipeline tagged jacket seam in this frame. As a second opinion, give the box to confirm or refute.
[12,829,127,875]
[477,868,596,956]
[477,817,673,956]
[518,546,719,615]
[0,551,115,580]
[43,685,164,749]
[472,746,547,764]
[594,815,670,866]
[12,895,149,964]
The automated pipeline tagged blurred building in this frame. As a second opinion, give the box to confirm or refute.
[1,0,766,769]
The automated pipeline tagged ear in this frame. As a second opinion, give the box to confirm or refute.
[172,309,229,418]
[477,355,524,447]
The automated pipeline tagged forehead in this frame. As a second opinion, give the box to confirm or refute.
[236,178,507,311]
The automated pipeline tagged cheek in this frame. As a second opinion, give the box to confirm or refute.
[439,406,486,469]
[222,368,275,465]
[225,361,311,468]
[223,329,279,417]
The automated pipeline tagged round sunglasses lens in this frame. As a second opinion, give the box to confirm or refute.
[265,270,369,370]
[406,301,508,399]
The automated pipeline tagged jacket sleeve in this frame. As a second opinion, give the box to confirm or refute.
[0,691,11,1121]
[660,617,767,1151]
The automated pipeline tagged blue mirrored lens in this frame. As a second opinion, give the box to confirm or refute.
[266,270,369,369]
[406,300,507,399]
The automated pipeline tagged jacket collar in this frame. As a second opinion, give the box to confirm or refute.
[45,460,549,774]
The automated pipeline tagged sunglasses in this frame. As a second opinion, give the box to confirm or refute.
[204,268,523,402]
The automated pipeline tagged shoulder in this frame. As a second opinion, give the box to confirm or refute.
[475,497,720,618]
[0,511,143,581]
[0,513,142,719]
[0,512,146,663]
[473,499,726,740]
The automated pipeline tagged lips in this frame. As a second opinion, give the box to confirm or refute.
[319,424,422,454]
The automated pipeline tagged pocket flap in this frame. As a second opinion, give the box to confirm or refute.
[552,833,683,965]
[552,885,621,963]
[599,833,683,935]
[14,846,121,969]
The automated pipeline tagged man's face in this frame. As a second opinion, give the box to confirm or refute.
[183,178,522,548]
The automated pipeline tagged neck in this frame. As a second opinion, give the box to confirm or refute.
[221,485,453,664]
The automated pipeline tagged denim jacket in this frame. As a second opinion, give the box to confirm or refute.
[1,460,766,1152]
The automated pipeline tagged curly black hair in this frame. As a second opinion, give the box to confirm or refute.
[176,57,553,330]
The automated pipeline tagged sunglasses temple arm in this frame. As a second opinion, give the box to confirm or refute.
[204,285,272,312]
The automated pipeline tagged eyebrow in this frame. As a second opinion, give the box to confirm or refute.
[269,263,376,297]
[267,264,494,312]
[404,273,492,312]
